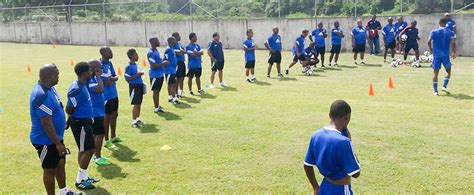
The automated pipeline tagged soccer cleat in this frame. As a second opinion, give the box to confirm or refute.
[219,82,227,87]
[277,73,283,78]
[251,78,257,82]
[321,64,326,68]
[95,157,111,166]
[198,89,205,94]
[189,91,195,95]
[104,140,116,149]
[172,99,180,105]
[132,121,139,128]
[154,106,165,113]
[434,92,439,96]
[267,75,270,78]
[75,180,95,190]
[136,120,143,126]
[334,63,338,66]
[354,61,358,65]
[360,61,366,65]
[86,177,100,183]
[285,68,289,75]
[209,84,215,89]
[442,87,451,94]
[110,137,124,143]
[246,78,252,83]
[328,63,332,66]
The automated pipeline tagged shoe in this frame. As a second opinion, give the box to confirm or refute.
[334,63,338,66]
[219,82,227,87]
[189,91,195,95]
[251,78,257,82]
[110,137,124,143]
[86,177,100,183]
[360,61,366,65]
[95,157,111,166]
[75,180,95,190]
[209,84,215,89]
[285,68,289,75]
[321,64,326,68]
[277,73,283,78]
[104,140,116,149]
[66,191,82,195]
[354,61,358,65]
[246,78,252,83]
[267,75,270,78]
[172,99,180,105]
[442,87,451,94]
[132,121,139,128]
[198,89,205,94]
[154,107,165,113]
[434,92,439,96]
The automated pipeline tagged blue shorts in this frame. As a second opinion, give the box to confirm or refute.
[319,178,353,195]
[431,56,451,70]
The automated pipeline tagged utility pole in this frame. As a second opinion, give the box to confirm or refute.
[314,0,317,17]
[354,0,357,17]
[278,0,281,18]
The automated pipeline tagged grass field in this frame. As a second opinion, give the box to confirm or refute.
[0,42,473,194]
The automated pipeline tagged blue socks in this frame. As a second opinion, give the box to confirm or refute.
[443,77,450,89]
[433,82,438,93]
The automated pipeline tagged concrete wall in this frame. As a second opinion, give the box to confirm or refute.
[1,14,473,56]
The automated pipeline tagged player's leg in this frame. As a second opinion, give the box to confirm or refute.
[320,48,325,66]
[414,48,420,61]
[360,52,365,64]
[374,36,381,55]
[218,69,224,85]
[383,44,388,62]
[329,52,335,65]
[267,63,273,77]
[187,69,194,93]
[110,111,118,139]
[442,56,452,93]
[353,51,358,64]
[210,70,216,87]
[432,57,442,95]
[251,67,255,80]
[196,76,202,91]
[43,168,56,195]
[286,55,298,74]
[92,117,108,165]
[55,157,67,193]
[334,52,340,65]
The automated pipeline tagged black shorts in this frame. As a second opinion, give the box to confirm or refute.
[315,46,326,55]
[129,83,144,105]
[292,54,307,62]
[211,61,225,71]
[386,41,396,49]
[70,118,95,152]
[92,116,105,135]
[353,43,366,53]
[32,140,65,169]
[105,98,118,114]
[187,68,202,78]
[330,45,341,54]
[150,77,164,91]
[404,44,419,53]
[245,61,255,69]
[268,51,282,64]
[165,74,177,85]
[176,61,186,78]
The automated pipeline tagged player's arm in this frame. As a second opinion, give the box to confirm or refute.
[294,41,300,56]
[124,67,144,82]
[451,35,456,59]
[427,33,433,53]
[323,29,328,38]
[207,46,217,62]
[90,71,104,93]
[308,34,314,42]
[304,165,320,194]
[149,55,169,68]
[304,138,319,194]
[351,32,355,48]
[264,39,274,53]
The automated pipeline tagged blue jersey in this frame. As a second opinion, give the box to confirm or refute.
[186,43,203,69]
[30,83,66,145]
[266,34,282,51]
[351,26,367,45]
[446,19,456,32]
[164,46,177,74]
[312,28,327,47]
[208,40,224,63]
[124,62,143,84]
[67,80,93,119]
[394,21,408,36]
[148,48,165,78]
[100,60,118,100]
[305,127,361,180]
[430,27,456,58]
[242,38,256,62]
[402,27,419,45]
[87,76,105,117]
[331,27,343,45]
[292,35,305,55]
[174,43,186,62]
[304,47,314,58]
[382,24,396,44]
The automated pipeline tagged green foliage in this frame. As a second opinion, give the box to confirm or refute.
[286,12,311,18]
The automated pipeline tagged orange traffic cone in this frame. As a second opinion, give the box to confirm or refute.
[117,67,123,76]
[142,59,147,67]
[70,59,74,66]
[388,77,394,89]
[369,83,375,96]
[27,64,31,73]
[51,41,56,48]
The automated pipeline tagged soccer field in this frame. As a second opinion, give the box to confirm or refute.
[0,42,473,193]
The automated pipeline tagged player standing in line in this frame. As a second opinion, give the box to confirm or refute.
[351,19,367,65]
[264,27,283,78]
[125,48,145,127]
[186,33,205,95]
[172,32,187,98]
[242,29,257,82]
[329,21,344,66]
[147,37,169,113]
[382,17,397,63]
[164,36,180,104]
[208,32,226,88]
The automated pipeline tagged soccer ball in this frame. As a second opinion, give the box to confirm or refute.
[411,61,421,68]
[423,51,431,56]
[420,56,429,63]
[306,69,314,76]
[427,54,433,63]
[409,56,416,62]
[391,60,399,67]
[400,34,408,43]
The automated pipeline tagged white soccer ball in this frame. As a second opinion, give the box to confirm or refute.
[428,54,433,62]
[391,60,398,67]
[400,34,408,43]
[306,69,314,76]
[420,56,429,63]
[409,56,416,62]
[423,51,431,56]
[412,61,421,68]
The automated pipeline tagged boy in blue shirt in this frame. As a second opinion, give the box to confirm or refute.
[164,36,180,105]
[148,37,169,113]
[66,62,99,190]
[285,30,310,75]
[394,16,408,54]
[264,27,283,78]
[172,32,187,98]
[428,18,457,96]
[304,100,360,195]
[382,17,397,63]
[243,29,257,82]
[351,19,367,65]
[400,20,420,64]
[87,60,111,166]
[99,47,122,149]
[208,32,226,88]
[186,32,205,95]
[125,48,145,127]
[329,21,344,66]
[309,22,328,67]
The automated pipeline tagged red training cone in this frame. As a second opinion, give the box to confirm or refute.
[70,59,74,66]
[369,83,375,96]
[388,77,394,89]
[117,67,123,76]
[27,64,31,73]
[142,59,147,67]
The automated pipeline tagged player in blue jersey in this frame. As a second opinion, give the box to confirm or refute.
[309,22,328,67]
[172,32,187,98]
[99,47,122,149]
[444,13,457,34]
[304,100,360,195]
[65,62,99,190]
[186,32,205,95]
[87,60,111,166]
[208,32,226,88]
[264,27,283,78]
[394,16,408,54]
[351,19,367,65]
[285,30,310,75]
[148,37,169,113]
[164,36,180,104]
[329,21,344,66]
[428,18,456,96]
[243,29,257,82]
[30,64,78,195]
[400,20,420,64]
[382,17,397,63]
[125,48,145,127]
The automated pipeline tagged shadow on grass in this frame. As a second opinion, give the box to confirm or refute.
[337,65,358,69]
[323,66,342,71]
[277,77,297,81]
[156,111,182,120]
[139,123,160,133]
[219,85,237,91]
[85,186,111,195]
[96,163,128,179]
[359,63,382,67]
[199,93,217,99]
[111,143,140,162]
[253,80,271,86]
[443,93,474,100]
[174,101,192,109]
[181,96,201,104]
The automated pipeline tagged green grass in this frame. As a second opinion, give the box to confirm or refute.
[0,42,473,193]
